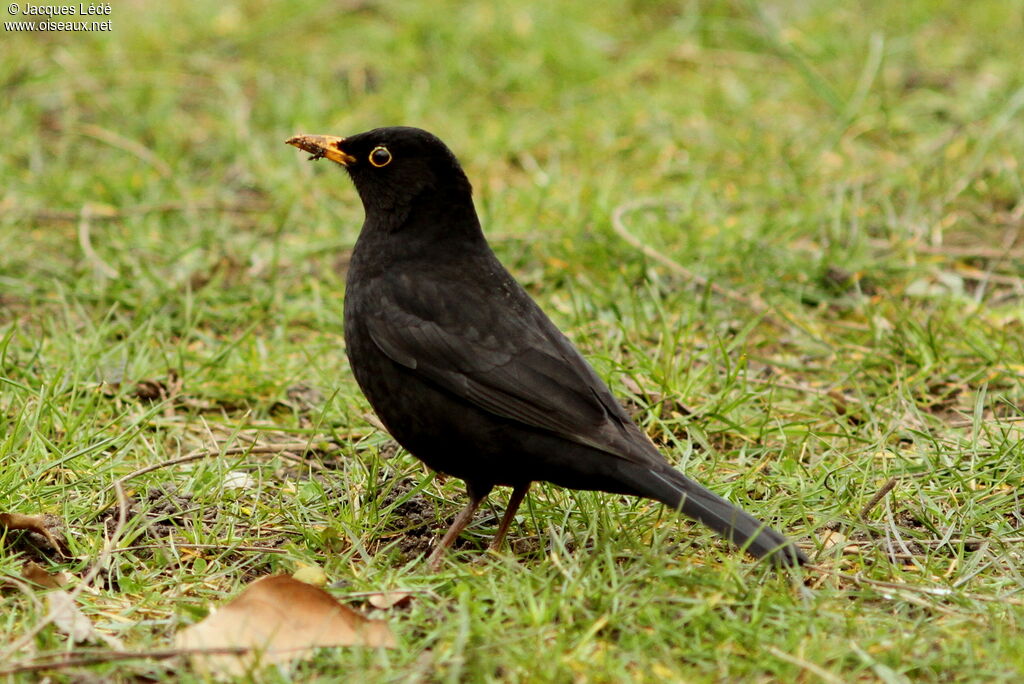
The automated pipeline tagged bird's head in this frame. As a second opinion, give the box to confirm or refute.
[286,127,473,225]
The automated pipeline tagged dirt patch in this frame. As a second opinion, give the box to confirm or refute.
[368,477,439,561]
[89,487,282,591]
[365,475,522,561]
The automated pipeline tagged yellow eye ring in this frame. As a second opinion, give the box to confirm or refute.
[369,146,392,167]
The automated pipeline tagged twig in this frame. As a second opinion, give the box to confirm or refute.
[104,441,319,493]
[0,647,247,677]
[956,266,1024,287]
[0,483,130,662]
[745,375,831,395]
[337,588,440,601]
[0,574,45,613]
[275,448,329,471]
[744,375,880,411]
[611,200,762,308]
[859,476,898,520]
[77,205,119,279]
[765,645,844,684]
[611,201,710,286]
[883,497,920,569]
[842,535,1024,548]
[362,411,388,433]
[6,202,267,224]
[78,124,172,178]
[971,223,1022,302]
[805,564,1024,606]
[110,542,286,555]
[866,238,1024,261]
[610,199,830,348]
[948,415,1024,428]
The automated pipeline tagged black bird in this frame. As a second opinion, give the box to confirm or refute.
[286,127,806,568]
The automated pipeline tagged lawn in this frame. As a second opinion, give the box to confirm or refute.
[2,0,1023,681]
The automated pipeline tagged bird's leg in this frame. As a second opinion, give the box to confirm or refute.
[427,483,492,571]
[488,482,531,552]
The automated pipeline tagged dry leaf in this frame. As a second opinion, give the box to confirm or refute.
[223,471,258,490]
[820,529,851,552]
[292,565,328,587]
[0,512,64,553]
[176,575,395,677]
[49,590,97,643]
[22,561,70,589]
[367,591,412,610]
[46,590,124,649]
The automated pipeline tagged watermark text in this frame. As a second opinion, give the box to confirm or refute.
[5,3,112,32]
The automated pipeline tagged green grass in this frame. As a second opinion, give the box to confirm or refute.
[2,0,1024,680]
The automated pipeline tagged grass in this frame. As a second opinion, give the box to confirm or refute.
[2,0,1023,680]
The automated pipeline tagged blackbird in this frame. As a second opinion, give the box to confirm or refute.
[286,127,806,568]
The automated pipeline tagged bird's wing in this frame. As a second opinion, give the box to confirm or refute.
[363,272,660,466]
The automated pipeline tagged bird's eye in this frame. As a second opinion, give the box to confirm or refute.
[369,146,392,168]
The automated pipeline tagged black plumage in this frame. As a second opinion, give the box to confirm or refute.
[287,127,805,568]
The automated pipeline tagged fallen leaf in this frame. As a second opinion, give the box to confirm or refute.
[1,512,51,535]
[292,565,328,587]
[819,529,853,552]
[223,471,257,490]
[367,591,412,610]
[176,575,395,677]
[45,590,125,649]
[0,512,65,553]
[49,591,97,643]
[22,561,70,589]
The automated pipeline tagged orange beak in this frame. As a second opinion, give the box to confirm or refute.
[285,134,356,166]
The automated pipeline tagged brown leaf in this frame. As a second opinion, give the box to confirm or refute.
[1,512,50,535]
[22,561,70,589]
[819,529,849,551]
[818,528,863,556]
[176,575,395,677]
[0,512,65,553]
[367,591,412,610]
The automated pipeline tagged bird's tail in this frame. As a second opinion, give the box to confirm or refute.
[620,465,806,566]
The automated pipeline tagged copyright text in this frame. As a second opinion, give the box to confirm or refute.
[5,3,112,31]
